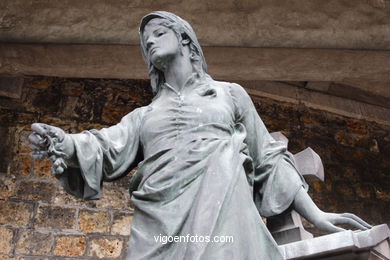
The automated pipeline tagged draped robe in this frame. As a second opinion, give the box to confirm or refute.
[57,74,305,259]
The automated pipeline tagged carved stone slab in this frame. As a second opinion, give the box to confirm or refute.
[279,224,390,260]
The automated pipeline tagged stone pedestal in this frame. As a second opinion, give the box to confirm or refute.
[279,224,390,260]
[267,210,313,245]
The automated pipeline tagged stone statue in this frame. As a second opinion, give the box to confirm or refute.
[29,11,371,260]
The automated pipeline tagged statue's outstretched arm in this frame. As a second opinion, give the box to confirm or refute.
[293,186,372,232]
[29,123,75,175]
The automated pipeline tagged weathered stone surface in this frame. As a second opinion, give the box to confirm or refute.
[0,200,33,226]
[32,159,53,179]
[1,0,389,50]
[18,256,49,260]
[0,77,23,99]
[0,127,13,173]
[112,212,133,236]
[95,188,129,210]
[0,226,13,254]
[15,180,56,202]
[2,44,390,85]
[79,210,109,233]
[54,236,86,257]
[0,178,15,199]
[9,154,32,175]
[16,230,52,255]
[53,187,87,206]
[88,238,123,259]
[0,256,19,260]
[34,205,76,230]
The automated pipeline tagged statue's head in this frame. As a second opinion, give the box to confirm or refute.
[140,11,207,95]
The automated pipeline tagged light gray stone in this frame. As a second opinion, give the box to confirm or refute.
[279,224,390,260]
[270,132,289,146]
[293,147,324,182]
[267,210,313,245]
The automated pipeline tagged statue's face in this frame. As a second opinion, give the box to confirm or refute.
[143,18,181,70]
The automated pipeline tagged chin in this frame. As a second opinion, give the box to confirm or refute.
[151,54,172,70]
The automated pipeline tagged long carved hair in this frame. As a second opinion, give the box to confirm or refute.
[139,11,208,96]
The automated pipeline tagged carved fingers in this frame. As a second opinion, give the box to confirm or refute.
[316,219,345,233]
[29,126,50,159]
[29,123,66,160]
[316,212,372,233]
[338,213,372,230]
[50,156,67,175]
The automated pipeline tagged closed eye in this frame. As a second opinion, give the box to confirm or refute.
[155,30,166,37]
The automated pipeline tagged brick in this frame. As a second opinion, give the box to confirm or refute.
[0,200,33,226]
[346,120,368,135]
[112,212,133,236]
[0,227,13,254]
[0,77,23,99]
[32,159,53,179]
[54,236,86,257]
[0,256,19,260]
[15,128,33,154]
[79,210,109,234]
[101,103,131,124]
[34,205,76,230]
[375,188,390,202]
[88,238,123,259]
[335,182,355,197]
[61,82,84,97]
[0,178,15,199]
[95,188,129,210]
[16,230,52,255]
[31,79,51,89]
[9,154,32,175]
[355,183,373,199]
[17,257,48,260]
[15,180,56,203]
[53,187,85,206]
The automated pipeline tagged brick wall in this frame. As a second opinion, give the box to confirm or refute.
[0,76,389,259]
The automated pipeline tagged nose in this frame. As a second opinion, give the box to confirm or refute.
[146,36,156,51]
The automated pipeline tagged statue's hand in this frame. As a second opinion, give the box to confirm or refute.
[29,123,70,175]
[293,187,372,233]
[313,211,372,233]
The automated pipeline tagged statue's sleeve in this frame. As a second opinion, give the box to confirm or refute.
[57,107,146,200]
[230,83,306,217]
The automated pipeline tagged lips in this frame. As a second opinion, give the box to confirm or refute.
[150,47,158,55]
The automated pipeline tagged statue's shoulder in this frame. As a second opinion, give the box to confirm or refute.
[120,106,149,123]
[206,78,245,93]
[208,79,248,99]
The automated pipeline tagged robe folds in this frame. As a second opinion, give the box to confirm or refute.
[57,74,306,260]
